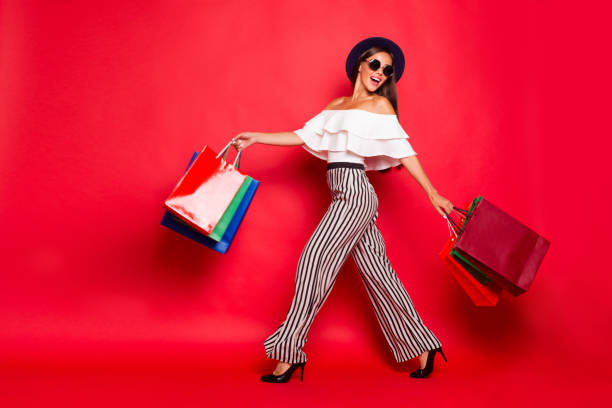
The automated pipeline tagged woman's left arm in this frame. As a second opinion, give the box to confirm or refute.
[399,156,453,217]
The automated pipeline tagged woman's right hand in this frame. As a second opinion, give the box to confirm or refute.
[429,191,454,218]
[231,132,258,151]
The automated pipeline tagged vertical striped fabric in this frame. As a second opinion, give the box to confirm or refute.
[263,166,442,364]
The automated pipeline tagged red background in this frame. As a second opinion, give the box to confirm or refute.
[1,0,610,406]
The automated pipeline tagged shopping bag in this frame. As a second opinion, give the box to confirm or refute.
[161,151,260,254]
[199,147,253,242]
[448,197,494,284]
[440,208,502,306]
[207,176,252,242]
[453,197,551,296]
[164,142,246,235]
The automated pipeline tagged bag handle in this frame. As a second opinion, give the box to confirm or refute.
[442,207,466,237]
[216,141,242,169]
[443,210,462,234]
[451,206,468,216]
[445,215,459,238]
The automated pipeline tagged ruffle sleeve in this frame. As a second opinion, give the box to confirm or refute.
[293,109,417,171]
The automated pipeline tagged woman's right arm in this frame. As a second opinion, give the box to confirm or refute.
[231,131,303,150]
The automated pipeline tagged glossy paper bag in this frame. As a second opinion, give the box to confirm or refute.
[164,144,246,235]
[161,151,260,254]
[207,177,252,242]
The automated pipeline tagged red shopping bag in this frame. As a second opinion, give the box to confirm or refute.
[440,209,502,306]
[164,143,246,235]
[453,197,551,296]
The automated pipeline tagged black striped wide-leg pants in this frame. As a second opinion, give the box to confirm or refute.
[263,163,442,364]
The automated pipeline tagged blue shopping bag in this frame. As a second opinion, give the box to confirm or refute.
[161,151,259,254]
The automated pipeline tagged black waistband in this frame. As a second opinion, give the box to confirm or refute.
[327,162,365,170]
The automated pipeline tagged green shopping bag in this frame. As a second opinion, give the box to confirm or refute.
[168,142,253,243]
[207,176,253,241]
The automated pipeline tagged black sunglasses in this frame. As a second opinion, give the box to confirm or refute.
[366,58,394,77]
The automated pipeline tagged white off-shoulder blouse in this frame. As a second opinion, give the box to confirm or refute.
[293,109,417,171]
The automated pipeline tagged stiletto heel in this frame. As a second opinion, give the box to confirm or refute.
[439,347,447,363]
[409,347,447,378]
[260,361,306,383]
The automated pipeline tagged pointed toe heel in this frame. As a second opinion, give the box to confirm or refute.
[409,347,447,379]
[260,361,306,383]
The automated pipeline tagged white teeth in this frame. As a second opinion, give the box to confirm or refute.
[371,76,380,83]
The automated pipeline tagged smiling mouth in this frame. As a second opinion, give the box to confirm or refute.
[370,76,381,85]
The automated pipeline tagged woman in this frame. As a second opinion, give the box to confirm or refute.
[232,37,452,383]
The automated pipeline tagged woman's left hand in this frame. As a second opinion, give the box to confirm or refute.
[429,192,453,217]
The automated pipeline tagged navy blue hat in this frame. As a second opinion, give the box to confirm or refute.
[345,37,405,83]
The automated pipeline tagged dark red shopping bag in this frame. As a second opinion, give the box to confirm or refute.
[164,143,246,235]
[453,197,551,296]
[440,208,502,306]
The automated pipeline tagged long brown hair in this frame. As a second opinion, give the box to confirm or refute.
[350,46,402,173]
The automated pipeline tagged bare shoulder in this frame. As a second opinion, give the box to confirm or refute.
[371,96,396,115]
[324,96,347,110]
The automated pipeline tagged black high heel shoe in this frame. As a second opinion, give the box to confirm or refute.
[409,347,447,378]
[260,361,306,383]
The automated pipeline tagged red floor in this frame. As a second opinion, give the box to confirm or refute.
[2,346,609,407]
